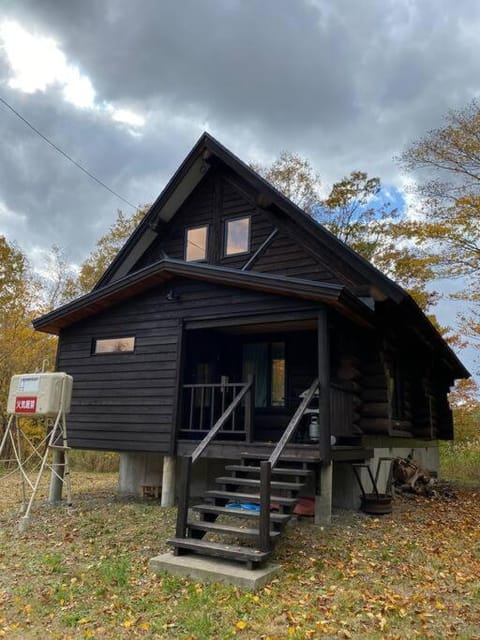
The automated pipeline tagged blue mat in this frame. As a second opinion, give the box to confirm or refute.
[225,502,261,512]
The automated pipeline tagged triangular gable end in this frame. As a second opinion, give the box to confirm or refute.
[94,133,406,303]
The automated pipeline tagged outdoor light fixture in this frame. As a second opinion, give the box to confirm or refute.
[165,289,179,302]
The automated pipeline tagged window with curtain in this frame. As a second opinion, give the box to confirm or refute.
[242,341,285,408]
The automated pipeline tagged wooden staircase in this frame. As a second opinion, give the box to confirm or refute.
[168,377,321,569]
[168,453,315,568]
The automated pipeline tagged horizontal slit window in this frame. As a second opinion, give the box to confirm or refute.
[94,337,135,354]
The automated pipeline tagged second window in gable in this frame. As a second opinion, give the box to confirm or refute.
[225,216,250,256]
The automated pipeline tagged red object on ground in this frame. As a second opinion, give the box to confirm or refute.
[293,497,315,516]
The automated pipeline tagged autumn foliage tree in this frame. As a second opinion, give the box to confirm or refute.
[0,236,57,432]
[63,206,148,299]
[252,151,322,216]
[399,100,480,343]
[255,155,435,310]
[448,378,480,441]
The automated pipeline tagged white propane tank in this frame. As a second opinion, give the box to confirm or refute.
[7,373,73,417]
[309,414,320,442]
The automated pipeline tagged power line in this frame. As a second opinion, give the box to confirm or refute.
[0,95,138,211]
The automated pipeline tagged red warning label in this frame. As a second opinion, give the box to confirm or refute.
[15,397,37,413]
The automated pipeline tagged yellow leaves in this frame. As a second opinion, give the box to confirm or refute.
[377,614,387,631]
[1,473,480,640]
[122,619,135,628]
[235,620,247,630]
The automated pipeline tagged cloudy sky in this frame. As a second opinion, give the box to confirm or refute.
[0,0,478,371]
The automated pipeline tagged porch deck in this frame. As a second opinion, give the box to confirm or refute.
[177,440,373,462]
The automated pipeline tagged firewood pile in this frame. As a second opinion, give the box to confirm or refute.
[392,455,457,499]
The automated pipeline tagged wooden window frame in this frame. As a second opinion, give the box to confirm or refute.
[185,224,209,262]
[223,215,251,257]
[92,336,136,355]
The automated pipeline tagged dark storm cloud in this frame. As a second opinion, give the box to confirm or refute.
[1,0,480,264]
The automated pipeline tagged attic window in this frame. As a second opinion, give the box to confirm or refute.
[94,337,135,354]
[225,217,250,256]
[186,225,208,261]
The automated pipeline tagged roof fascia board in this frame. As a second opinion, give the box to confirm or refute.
[94,134,211,290]
[107,226,159,284]
[105,156,209,285]
[34,259,372,334]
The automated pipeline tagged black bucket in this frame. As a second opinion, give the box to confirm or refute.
[360,493,393,515]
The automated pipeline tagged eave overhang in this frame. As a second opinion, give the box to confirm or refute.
[33,259,373,335]
[400,298,470,380]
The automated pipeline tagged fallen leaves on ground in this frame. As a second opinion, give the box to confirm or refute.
[0,472,479,639]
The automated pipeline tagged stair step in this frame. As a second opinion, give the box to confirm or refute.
[215,476,305,491]
[187,520,281,539]
[192,504,291,524]
[167,537,270,563]
[226,465,313,477]
[241,452,319,464]
[205,490,298,507]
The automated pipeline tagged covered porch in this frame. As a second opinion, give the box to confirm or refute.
[175,310,363,460]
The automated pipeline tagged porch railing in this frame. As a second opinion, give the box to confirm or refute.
[175,376,255,540]
[258,377,320,553]
[180,376,255,441]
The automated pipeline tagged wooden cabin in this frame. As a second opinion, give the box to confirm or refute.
[34,133,469,567]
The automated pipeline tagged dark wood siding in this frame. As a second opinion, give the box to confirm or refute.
[252,228,340,282]
[57,278,321,453]
[132,169,371,288]
[135,173,275,269]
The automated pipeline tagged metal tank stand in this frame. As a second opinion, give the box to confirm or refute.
[0,404,72,531]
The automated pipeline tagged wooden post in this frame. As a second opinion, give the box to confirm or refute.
[221,375,229,414]
[170,319,185,456]
[245,374,255,443]
[317,310,331,462]
[175,456,191,540]
[259,460,271,553]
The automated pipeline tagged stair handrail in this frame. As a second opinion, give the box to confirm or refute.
[268,377,320,469]
[258,377,320,554]
[175,376,255,539]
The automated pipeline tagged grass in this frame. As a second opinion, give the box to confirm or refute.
[0,471,479,639]
[439,438,480,485]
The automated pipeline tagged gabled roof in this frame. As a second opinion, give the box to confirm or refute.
[37,133,468,380]
[33,258,373,335]
[95,132,405,303]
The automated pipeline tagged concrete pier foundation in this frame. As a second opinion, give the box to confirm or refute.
[315,462,332,525]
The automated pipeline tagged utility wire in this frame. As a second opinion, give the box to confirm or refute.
[0,95,138,211]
